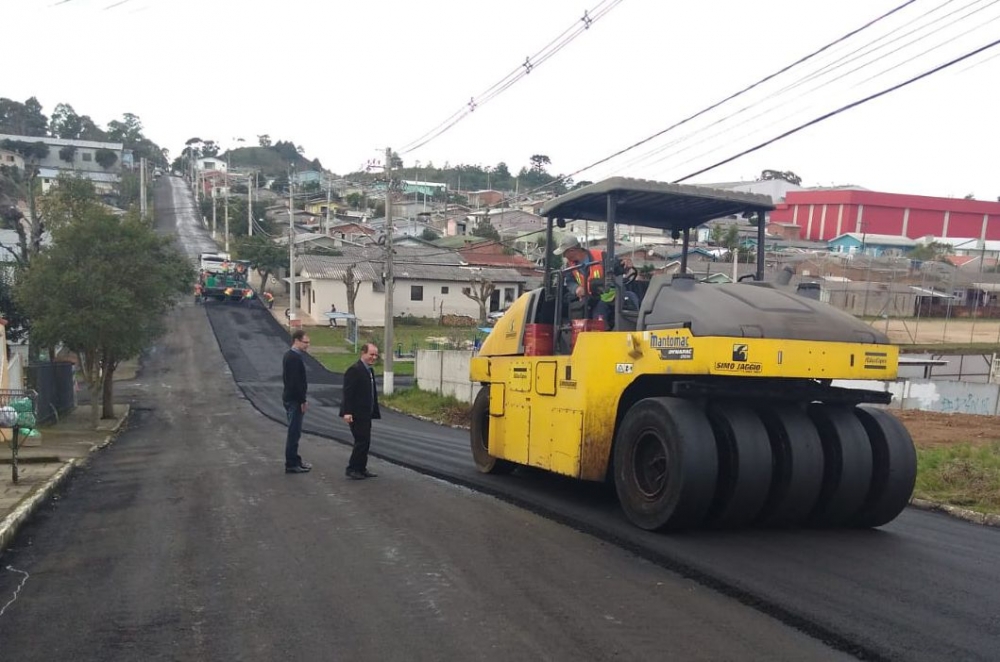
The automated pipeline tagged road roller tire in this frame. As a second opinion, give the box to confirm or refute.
[755,405,825,527]
[851,406,917,528]
[613,397,718,531]
[470,387,515,475]
[706,402,773,527]
[808,404,873,527]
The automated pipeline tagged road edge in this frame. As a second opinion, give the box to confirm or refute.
[0,405,131,556]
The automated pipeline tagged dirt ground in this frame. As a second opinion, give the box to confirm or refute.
[872,318,1000,448]
[876,318,1000,345]
[891,409,1000,448]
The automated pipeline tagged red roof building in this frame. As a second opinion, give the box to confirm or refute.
[770,189,1000,242]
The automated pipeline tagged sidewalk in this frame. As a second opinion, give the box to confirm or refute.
[0,403,130,555]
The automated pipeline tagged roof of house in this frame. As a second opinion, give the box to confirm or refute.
[829,233,917,247]
[297,253,526,283]
[0,133,123,151]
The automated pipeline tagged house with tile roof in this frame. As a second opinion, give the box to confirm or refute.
[291,245,527,326]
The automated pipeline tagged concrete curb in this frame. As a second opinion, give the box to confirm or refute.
[0,405,131,556]
[910,497,1000,527]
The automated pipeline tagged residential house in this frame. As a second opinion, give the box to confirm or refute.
[328,222,377,247]
[467,190,504,208]
[401,180,446,198]
[304,197,341,219]
[292,246,527,326]
[38,168,119,195]
[0,133,125,193]
[196,156,227,172]
[0,148,24,171]
[274,232,341,253]
[291,170,323,187]
[0,133,124,176]
[458,241,539,280]
[827,232,917,257]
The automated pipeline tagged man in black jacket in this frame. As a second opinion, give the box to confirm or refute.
[339,343,381,480]
[282,329,312,474]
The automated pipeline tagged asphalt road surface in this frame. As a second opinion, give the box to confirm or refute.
[0,176,994,661]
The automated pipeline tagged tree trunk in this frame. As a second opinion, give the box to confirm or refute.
[88,383,101,430]
[102,364,116,419]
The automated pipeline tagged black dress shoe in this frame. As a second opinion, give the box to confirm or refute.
[360,470,378,478]
[345,469,366,480]
[286,465,311,474]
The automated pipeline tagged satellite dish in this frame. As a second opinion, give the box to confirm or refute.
[270,276,277,284]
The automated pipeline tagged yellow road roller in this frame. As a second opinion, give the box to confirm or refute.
[469,177,916,531]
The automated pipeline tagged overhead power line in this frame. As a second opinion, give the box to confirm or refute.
[618,0,1000,179]
[672,36,1000,183]
[398,0,626,155]
[562,0,919,183]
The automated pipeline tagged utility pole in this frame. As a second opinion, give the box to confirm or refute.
[288,175,296,326]
[140,157,147,218]
[211,185,217,239]
[383,147,395,395]
[325,174,331,235]
[248,174,254,237]
[224,171,230,253]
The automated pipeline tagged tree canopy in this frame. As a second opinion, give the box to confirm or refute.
[18,194,193,425]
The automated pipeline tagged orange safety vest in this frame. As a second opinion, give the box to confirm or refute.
[570,249,605,295]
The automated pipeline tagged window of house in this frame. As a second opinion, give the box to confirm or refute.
[504,287,515,303]
[311,290,315,303]
[81,152,93,162]
[441,286,449,294]
[411,285,424,301]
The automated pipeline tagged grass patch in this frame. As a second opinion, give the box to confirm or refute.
[381,388,471,428]
[314,352,414,377]
[303,323,486,356]
[916,442,1000,514]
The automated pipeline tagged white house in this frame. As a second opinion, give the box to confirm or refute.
[0,133,124,176]
[0,148,25,171]
[196,156,228,173]
[293,250,527,326]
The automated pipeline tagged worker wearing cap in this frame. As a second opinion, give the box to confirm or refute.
[554,235,610,322]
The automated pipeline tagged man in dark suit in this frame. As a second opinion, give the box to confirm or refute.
[339,343,381,480]
[282,329,312,474]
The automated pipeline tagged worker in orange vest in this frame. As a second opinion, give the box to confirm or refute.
[554,235,610,323]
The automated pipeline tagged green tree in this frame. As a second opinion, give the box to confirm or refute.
[106,112,144,146]
[233,234,288,291]
[58,145,77,163]
[0,97,48,136]
[258,134,272,147]
[40,174,103,232]
[472,217,501,242]
[463,273,496,323]
[18,205,193,426]
[95,148,118,169]
[270,172,289,193]
[345,192,363,209]
[529,154,551,173]
[0,268,30,343]
[421,227,438,241]
[49,103,85,139]
[908,242,953,262]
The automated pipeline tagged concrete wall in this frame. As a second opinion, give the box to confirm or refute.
[415,350,477,403]
[420,349,1000,415]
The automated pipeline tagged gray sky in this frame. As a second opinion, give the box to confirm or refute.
[5,0,999,198]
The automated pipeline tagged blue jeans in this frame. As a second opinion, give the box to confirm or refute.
[284,402,304,468]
